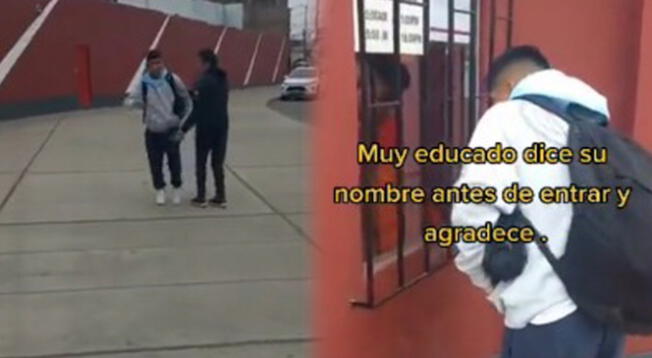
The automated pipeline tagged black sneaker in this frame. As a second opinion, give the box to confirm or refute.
[209,197,227,208]
[191,197,208,208]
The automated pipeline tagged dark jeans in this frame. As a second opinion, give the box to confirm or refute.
[145,129,182,190]
[195,129,228,200]
[501,310,625,358]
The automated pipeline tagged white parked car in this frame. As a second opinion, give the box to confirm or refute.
[280,66,319,101]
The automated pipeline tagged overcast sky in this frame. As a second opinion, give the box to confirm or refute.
[288,0,315,39]
[287,0,473,41]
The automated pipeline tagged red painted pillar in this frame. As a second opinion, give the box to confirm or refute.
[75,44,93,108]
[312,0,362,356]
[625,4,652,355]
[633,1,652,152]
[631,5,652,355]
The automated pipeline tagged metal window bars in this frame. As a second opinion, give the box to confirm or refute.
[351,0,513,309]
[489,0,514,67]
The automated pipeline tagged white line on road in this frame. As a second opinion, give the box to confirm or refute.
[0,0,60,88]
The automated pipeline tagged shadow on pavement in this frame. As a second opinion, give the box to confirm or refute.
[267,97,312,123]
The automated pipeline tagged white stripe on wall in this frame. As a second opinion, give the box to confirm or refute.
[214,27,229,55]
[272,37,287,83]
[125,15,171,94]
[244,34,263,87]
[0,0,60,88]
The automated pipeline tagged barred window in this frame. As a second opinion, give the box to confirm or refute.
[352,0,514,308]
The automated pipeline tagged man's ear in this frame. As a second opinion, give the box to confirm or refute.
[504,80,517,99]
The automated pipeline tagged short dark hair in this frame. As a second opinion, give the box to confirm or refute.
[146,49,162,63]
[487,45,551,90]
[198,48,218,68]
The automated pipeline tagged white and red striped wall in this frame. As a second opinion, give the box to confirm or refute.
[0,0,290,120]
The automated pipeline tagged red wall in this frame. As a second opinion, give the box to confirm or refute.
[0,0,164,103]
[633,0,652,153]
[0,0,50,60]
[630,2,652,350]
[157,17,223,87]
[217,29,260,88]
[512,0,644,135]
[0,0,290,114]
[248,34,284,86]
[278,39,291,82]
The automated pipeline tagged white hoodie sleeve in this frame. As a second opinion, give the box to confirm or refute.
[123,76,144,108]
[451,103,520,295]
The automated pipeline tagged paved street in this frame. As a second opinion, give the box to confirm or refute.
[267,98,312,123]
[0,87,311,357]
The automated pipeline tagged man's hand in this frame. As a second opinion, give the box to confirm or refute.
[123,96,143,109]
[170,129,185,143]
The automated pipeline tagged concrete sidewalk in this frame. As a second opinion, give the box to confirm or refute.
[0,87,311,357]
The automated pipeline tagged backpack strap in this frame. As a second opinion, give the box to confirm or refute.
[507,206,562,270]
[141,73,177,103]
[513,95,574,123]
[141,80,148,122]
[513,94,609,127]
[165,72,179,100]
[501,98,570,270]
[532,230,561,269]
[165,71,187,120]
[141,81,148,104]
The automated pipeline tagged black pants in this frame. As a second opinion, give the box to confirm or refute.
[501,310,625,358]
[145,129,182,190]
[195,129,228,200]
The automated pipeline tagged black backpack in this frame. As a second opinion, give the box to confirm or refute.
[141,72,186,119]
[483,94,652,335]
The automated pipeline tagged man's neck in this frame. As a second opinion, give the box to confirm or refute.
[149,69,167,79]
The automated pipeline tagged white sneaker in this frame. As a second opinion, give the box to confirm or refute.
[172,188,182,205]
[155,190,166,206]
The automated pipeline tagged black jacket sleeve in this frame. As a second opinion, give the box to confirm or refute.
[181,77,211,133]
[182,69,228,133]
[181,96,198,133]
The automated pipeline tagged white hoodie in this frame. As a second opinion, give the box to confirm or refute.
[124,69,194,133]
[451,69,610,329]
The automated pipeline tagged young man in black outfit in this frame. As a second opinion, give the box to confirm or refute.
[182,49,229,208]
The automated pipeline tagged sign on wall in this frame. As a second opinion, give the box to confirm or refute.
[399,3,424,55]
[354,0,426,56]
[354,0,395,54]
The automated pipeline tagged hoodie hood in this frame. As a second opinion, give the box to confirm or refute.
[210,67,226,80]
[142,68,170,86]
[509,69,610,123]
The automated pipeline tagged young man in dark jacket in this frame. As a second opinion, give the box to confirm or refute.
[182,49,229,208]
